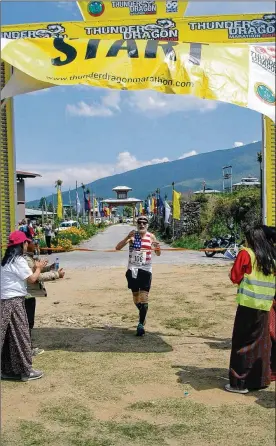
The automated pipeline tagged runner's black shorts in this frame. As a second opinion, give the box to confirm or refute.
[126,269,152,292]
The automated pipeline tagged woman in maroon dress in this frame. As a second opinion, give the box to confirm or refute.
[263,226,276,382]
[226,226,275,394]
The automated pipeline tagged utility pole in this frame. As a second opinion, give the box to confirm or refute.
[69,187,73,220]
[81,183,86,224]
[92,193,95,225]
[222,166,233,193]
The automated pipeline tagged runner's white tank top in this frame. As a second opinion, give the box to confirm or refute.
[128,231,152,273]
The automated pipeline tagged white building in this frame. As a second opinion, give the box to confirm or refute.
[194,187,221,194]
[233,176,260,190]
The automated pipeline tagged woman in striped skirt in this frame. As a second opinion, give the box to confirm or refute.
[1,231,47,381]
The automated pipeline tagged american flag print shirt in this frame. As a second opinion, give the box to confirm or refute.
[128,231,152,273]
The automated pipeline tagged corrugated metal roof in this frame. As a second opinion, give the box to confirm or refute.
[25,208,54,216]
[16,170,41,178]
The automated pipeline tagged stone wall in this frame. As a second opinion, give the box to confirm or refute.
[174,201,201,237]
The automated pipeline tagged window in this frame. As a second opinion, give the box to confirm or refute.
[117,192,127,199]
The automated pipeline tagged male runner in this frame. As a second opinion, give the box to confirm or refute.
[116,216,161,336]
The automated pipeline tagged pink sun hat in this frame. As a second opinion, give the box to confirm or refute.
[7,230,31,247]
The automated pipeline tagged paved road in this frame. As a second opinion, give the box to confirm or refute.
[52,225,230,269]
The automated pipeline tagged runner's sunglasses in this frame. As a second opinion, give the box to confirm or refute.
[137,220,148,225]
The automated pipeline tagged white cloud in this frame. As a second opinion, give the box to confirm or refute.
[26,88,51,96]
[178,150,198,159]
[66,101,114,117]
[126,91,218,116]
[57,2,79,16]
[116,151,169,172]
[18,151,170,191]
[101,90,121,111]
[234,141,244,147]
[67,90,218,118]
[66,91,121,117]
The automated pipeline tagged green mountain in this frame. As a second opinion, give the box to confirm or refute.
[27,141,261,207]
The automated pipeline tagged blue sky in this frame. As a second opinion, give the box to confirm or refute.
[1,1,275,200]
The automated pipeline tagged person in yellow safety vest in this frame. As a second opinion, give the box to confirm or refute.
[225,225,276,394]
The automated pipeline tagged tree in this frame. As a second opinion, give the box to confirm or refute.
[257,151,263,213]
[123,206,133,218]
[55,179,63,188]
[48,202,54,213]
[257,152,262,177]
[38,197,46,209]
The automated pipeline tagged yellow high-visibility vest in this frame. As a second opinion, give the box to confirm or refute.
[236,247,275,312]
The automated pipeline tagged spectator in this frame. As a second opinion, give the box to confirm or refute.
[44,220,53,255]
[1,231,47,381]
[24,240,65,356]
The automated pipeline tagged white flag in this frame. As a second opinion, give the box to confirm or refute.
[75,190,81,216]
[248,44,275,122]
[165,201,171,224]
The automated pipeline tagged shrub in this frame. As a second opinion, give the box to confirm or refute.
[56,227,87,245]
[172,234,203,250]
[38,239,47,248]
[56,238,73,252]
[80,224,98,238]
[201,189,261,238]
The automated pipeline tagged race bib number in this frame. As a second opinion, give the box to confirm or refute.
[130,251,146,267]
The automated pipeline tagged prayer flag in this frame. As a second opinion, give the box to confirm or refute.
[75,190,81,215]
[57,188,63,219]
[165,201,171,224]
[173,190,181,220]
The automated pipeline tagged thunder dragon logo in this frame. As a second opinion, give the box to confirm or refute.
[35,24,67,38]
[87,1,105,17]
[143,18,176,31]
[1,23,68,39]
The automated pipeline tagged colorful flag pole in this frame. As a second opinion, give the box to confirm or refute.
[172,190,181,221]
[44,197,48,220]
[69,187,73,220]
[172,182,175,240]
[92,192,96,224]
[75,181,81,218]
[81,183,87,223]
[165,200,171,224]
[57,186,63,220]
[172,183,181,240]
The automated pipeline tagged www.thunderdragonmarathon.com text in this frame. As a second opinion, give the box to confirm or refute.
[46,72,194,87]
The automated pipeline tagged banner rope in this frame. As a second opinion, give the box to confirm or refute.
[37,247,232,253]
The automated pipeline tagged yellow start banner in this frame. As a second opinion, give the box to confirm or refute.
[1,37,275,122]
[1,13,275,43]
[77,0,188,20]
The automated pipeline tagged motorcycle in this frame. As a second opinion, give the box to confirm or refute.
[204,233,243,258]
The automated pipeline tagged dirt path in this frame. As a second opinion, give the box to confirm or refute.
[2,264,275,446]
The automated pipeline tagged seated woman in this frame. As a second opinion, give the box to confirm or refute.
[24,240,65,356]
